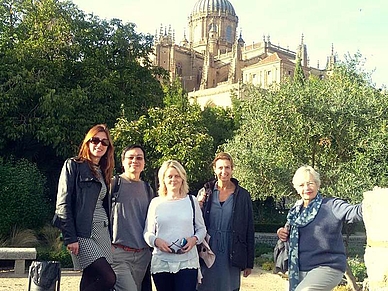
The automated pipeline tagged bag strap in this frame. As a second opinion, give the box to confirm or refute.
[112,175,154,203]
[112,174,121,203]
[188,195,195,232]
[145,182,153,202]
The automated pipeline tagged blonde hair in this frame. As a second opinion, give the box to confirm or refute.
[292,165,321,189]
[158,160,189,197]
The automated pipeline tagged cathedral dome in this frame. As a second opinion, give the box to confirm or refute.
[191,0,236,16]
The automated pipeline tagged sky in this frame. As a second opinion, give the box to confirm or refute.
[71,0,387,89]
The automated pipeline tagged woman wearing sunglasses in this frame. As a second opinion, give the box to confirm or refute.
[144,160,207,291]
[53,124,116,291]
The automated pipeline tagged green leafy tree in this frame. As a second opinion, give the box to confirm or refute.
[112,105,214,191]
[112,80,236,190]
[162,78,190,110]
[224,53,388,203]
[0,0,166,198]
[0,0,165,161]
[0,157,51,237]
[293,55,305,86]
[202,105,238,151]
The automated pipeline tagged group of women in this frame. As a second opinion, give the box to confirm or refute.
[54,124,364,291]
[54,124,255,291]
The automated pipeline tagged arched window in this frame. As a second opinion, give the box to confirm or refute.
[209,23,217,32]
[176,62,182,76]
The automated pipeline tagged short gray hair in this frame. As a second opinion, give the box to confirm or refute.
[292,165,321,188]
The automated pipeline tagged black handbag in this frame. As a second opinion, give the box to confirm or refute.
[28,261,61,291]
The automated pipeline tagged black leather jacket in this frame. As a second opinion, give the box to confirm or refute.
[201,178,255,269]
[54,158,110,246]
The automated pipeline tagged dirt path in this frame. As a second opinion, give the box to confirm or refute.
[0,267,287,291]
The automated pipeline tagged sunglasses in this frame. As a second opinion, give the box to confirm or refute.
[89,137,110,146]
[168,238,187,254]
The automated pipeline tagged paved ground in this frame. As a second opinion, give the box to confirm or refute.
[0,267,287,291]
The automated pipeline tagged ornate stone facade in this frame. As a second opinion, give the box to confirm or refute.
[153,0,336,108]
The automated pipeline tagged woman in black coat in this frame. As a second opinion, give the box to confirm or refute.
[197,152,255,291]
[54,124,116,291]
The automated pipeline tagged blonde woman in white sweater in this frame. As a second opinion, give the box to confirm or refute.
[144,160,206,291]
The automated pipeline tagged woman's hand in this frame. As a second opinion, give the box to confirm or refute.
[197,189,206,208]
[243,268,252,277]
[154,238,172,253]
[67,242,79,255]
[181,236,198,252]
[277,227,289,242]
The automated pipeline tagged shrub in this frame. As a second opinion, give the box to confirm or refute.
[261,260,274,271]
[255,243,274,257]
[348,256,367,282]
[38,224,62,252]
[37,247,73,268]
[0,158,52,237]
[0,227,39,247]
[255,223,284,233]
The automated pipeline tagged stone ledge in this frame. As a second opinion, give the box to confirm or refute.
[255,232,366,249]
[0,248,37,260]
[0,248,37,275]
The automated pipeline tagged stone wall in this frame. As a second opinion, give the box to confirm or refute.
[255,232,366,251]
[363,187,388,291]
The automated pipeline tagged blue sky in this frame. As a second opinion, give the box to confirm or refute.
[71,0,387,88]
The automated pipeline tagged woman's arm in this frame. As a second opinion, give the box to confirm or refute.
[55,159,78,245]
[143,198,158,248]
[193,198,207,243]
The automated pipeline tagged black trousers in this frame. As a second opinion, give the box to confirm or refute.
[141,262,152,291]
[152,268,197,291]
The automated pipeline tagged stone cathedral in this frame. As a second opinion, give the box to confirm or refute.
[152,0,336,108]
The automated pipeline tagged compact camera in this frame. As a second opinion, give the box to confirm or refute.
[180,238,188,247]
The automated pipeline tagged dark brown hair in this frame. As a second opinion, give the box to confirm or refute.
[76,124,115,187]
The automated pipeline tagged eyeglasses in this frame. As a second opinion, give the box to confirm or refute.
[89,137,110,146]
[168,238,187,254]
[296,181,316,188]
[125,156,144,161]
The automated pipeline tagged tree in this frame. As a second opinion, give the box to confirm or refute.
[0,157,51,236]
[293,55,305,86]
[111,79,238,190]
[201,105,238,152]
[112,105,215,191]
[0,0,166,198]
[223,53,388,204]
[0,0,165,160]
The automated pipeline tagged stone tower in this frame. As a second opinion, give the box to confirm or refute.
[188,0,238,55]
